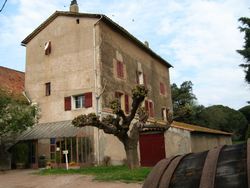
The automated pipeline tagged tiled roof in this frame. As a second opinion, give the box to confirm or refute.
[0,66,25,99]
[21,11,172,68]
[172,121,232,136]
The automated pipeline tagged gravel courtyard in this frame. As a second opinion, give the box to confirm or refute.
[0,170,142,188]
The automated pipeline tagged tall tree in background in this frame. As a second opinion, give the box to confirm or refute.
[171,81,204,124]
[73,85,172,169]
[237,17,250,84]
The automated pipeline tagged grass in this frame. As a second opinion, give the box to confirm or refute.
[38,165,151,183]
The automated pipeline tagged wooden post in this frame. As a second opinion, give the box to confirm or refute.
[76,137,79,163]
[70,138,73,162]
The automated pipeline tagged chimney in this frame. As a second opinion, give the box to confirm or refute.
[70,0,79,13]
[144,41,149,47]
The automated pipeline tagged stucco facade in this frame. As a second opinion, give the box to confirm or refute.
[22,8,172,166]
[164,123,232,158]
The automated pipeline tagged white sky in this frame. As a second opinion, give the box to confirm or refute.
[0,0,249,109]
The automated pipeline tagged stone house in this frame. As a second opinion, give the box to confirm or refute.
[16,1,232,168]
[19,1,173,167]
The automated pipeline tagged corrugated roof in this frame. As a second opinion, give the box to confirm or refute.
[18,120,89,140]
[172,121,232,136]
[0,66,25,99]
[21,11,172,68]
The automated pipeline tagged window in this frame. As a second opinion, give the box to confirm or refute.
[44,41,51,55]
[64,92,92,111]
[115,92,129,113]
[116,60,124,78]
[160,82,165,95]
[161,108,167,121]
[45,82,51,96]
[75,95,85,108]
[145,100,154,117]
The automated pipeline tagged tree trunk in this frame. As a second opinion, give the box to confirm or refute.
[124,141,139,169]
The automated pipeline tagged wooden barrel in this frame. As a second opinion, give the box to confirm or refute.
[143,140,249,188]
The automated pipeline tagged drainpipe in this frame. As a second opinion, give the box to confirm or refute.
[93,15,103,165]
[22,91,31,104]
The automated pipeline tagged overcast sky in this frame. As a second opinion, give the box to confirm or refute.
[0,0,249,109]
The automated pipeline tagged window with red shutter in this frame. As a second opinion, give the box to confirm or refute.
[117,61,124,78]
[64,97,71,111]
[143,73,147,87]
[125,94,129,114]
[84,92,92,108]
[160,82,165,95]
[145,100,149,112]
[149,101,154,117]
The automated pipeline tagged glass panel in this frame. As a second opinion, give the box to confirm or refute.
[50,138,56,144]
[50,145,55,152]
[75,96,84,108]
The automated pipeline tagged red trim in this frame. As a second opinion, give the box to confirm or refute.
[64,97,71,111]
[125,94,129,114]
[84,92,92,108]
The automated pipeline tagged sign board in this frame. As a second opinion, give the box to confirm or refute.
[63,150,68,155]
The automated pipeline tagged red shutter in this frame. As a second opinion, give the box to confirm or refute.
[136,71,139,84]
[64,97,71,111]
[160,82,165,95]
[120,63,124,78]
[149,101,154,117]
[125,94,129,114]
[117,61,124,78]
[84,92,92,108]
[145,100,149,112]
[143,73,147,87]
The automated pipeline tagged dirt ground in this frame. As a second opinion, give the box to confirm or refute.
[0,170,142,188]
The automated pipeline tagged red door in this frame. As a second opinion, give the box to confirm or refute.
[139,133,166,167]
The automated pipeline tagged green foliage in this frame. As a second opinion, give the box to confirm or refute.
[239,105,250,123]
[12,143,29,164]
[0,91,38,137]
[39,165,151,183]
[110,99,121,114]
[72,113,99,127]
[171,81,204,123]
[132,85,148,99]
[237,17,250,84]
[196,105,248,141]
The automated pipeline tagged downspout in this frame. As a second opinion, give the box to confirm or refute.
[93,15,103,165]
[22,91,31,104]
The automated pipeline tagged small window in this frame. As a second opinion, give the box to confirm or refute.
[116,60,124,78]
[160,82,165,95]
[44,41,51,55]
[145,100,154,117]
[73,92,92,109]
[45,82,51,96]
[76,19,80,24]
[74,95,85,109]
[162,108,167,121]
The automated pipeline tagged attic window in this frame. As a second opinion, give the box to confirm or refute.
[76,19,80,24]
[44,41,51,55]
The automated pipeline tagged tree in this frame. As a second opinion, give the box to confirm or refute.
[72,85,172,169]
[239,105,250,123]
[171,81,204,124]
[237,17,250,84]
[196,105,248,141]
[0,90,38,168]
[239,105,250,138]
